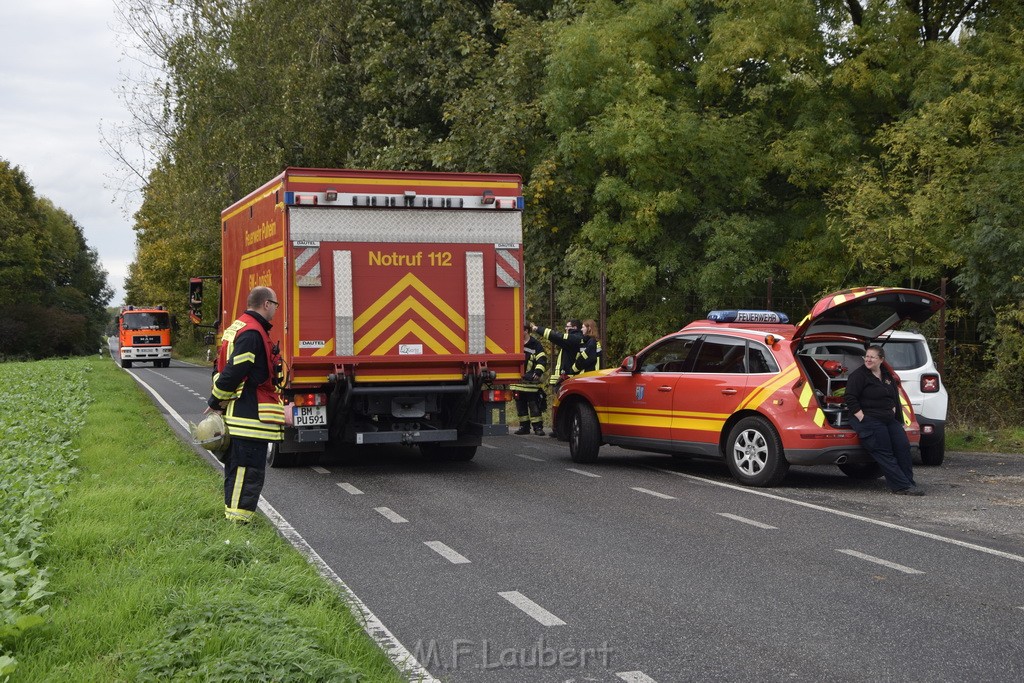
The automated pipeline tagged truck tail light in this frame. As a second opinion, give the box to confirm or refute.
[294,393,327,406]
[483,389,509,402]
[920,374,940,393]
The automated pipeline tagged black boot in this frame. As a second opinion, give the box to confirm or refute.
[513,425,530,435]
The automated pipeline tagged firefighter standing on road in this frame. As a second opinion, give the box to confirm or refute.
[207,286,285,523]
[530,319,583,387]
[511,328,548,435]
[572,319,604,375]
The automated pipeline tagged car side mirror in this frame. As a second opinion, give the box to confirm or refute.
[620,356,636,372]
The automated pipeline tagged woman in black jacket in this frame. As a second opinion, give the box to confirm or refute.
[845,345,923,495]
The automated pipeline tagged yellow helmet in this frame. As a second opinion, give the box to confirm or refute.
[191,413,230,460]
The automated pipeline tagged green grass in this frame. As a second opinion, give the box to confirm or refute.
[948,426,1024,455]
[3,358,405,682]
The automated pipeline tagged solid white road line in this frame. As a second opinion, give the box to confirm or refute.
[837,549,924,575]
[498,591,566,626]
[567,467,601,478]
[515,453,545,462]
[718,512,778,529]
[125,367,439,683]
[310,466,331,474]
[337,482,364,495]
[424,541,471,564]
[631,487,676,500]
[617,672,658,683]
[375,507,409,523]
[645,465,1024,565]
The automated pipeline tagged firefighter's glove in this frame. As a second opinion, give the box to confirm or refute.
[207,396,224,412]
[530,370,543,382]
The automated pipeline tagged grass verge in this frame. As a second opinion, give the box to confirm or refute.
[6,358,404,682]
[948,426,1024,455]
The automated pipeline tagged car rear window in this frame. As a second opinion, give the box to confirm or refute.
[881,341,925,370]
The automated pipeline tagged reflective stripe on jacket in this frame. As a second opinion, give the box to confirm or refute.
[212,312,284,441]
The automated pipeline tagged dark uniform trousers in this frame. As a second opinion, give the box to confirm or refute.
[224,438,268,522]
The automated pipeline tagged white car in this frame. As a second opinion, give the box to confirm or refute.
[803,330,947,466]
[877,330,947,466]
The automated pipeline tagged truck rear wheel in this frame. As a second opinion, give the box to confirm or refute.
[267,443,299,468]
[420,444,477,462]
[120,359,132,368]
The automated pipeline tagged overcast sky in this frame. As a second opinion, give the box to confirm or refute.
[1,1,143,305]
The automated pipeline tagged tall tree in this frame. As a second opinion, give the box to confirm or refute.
[0,159,112,357]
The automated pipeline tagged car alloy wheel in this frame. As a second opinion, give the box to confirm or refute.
[733,428,768,476]
[725,416,789,487]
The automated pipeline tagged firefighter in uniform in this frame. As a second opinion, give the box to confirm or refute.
[207,286,285,523]
[572,319,604,375]
[511,328,548,435]
[530,319,583,387]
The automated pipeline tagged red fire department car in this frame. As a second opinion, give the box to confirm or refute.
[551,287,945,486]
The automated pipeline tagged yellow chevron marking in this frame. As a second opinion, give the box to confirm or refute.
[798,381,813,409]
[368,320,449,356]
[313,339,335,357]
[355,273,465,331]
[355,295,466,355]
[485,336,508,354]
[813,409,826,427]
[740,364,801,410]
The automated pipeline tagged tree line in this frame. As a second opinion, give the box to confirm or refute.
[117,0,1024,424]
[0,159,113,359]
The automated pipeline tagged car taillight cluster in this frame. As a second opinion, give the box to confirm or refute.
[293,393,326,406]
[920,374,940,393]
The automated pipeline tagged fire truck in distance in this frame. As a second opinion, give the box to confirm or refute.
[117,305,172,368]
[190,168,526,466]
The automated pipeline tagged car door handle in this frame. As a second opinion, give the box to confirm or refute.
[658,385,673,392]
[721,388,738,395]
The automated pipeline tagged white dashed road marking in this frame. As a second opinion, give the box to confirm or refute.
[718,513,777,529]
[498,591,566,626]
[310,466,331,474]
[632,487,676,500]
[337,482,364,495]
[482,443,498,449]
[567,468,601,478]
[646,464,1024,565]
[375,507,408,523]
[837,549,924,575]
[515,453,544,462]
[424,541,471,564]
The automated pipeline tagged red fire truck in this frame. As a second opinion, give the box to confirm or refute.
[117,305,172,368]
[190,168,526,466]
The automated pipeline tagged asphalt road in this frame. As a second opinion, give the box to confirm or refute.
[114,351,1024,683]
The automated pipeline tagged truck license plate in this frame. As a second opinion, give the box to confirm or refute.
[293,405,327,427]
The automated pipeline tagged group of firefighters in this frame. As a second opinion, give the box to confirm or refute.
[202,287,603,522]
[510,318,604,437]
